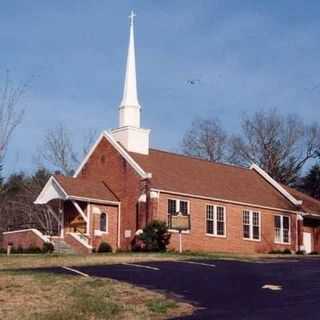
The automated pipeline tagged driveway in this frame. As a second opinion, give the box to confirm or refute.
[40,258,320,319]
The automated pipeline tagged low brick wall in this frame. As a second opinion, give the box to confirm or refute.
[2,229,49,250]
[64,233,92,255]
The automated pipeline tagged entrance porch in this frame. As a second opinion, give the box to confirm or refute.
[34,175,120,254]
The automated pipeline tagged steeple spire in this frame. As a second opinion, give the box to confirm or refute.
[119,10,141,128]
[112,11,150,155]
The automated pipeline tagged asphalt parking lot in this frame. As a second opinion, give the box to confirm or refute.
[41,258,320,320]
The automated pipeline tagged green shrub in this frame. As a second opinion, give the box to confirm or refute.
[296,250,305,255]
[42,242,54,253]
[24,245,42,254]
[282,248,292,254]
[133,220,171,252]
[97,241,112,253]
[309,251,319,255]
[269,248,292,255]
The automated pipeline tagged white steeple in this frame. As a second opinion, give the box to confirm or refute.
[112,11,150,155]
[119,10,141,128]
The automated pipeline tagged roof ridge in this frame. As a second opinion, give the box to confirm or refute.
[148,148,250,171]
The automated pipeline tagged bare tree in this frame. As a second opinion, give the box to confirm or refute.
[0,70,25,162]
[0,168,59,235]
[37,123,97,176]
[229,109,320,184]
[181,118,228,162]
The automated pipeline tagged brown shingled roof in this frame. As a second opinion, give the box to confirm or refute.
[54,175,119,203]
[129,149,298,212]
[283,185,320,215]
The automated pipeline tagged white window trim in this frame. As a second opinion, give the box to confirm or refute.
[242,210,261,242]
[274,214,291,245]
[168,198,191,233]
[205,204,227,238]
[95,212,108,235]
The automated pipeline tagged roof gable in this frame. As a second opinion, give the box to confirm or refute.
[73,130,151,179]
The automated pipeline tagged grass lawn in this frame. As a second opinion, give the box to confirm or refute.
[0,271,193,320]
[0,253,196,320]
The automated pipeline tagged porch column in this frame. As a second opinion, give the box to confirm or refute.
[86,203,91,237]
[297,214,304,251]
[59,200,64,238]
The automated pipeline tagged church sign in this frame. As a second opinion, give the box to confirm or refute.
[170,213,191,231]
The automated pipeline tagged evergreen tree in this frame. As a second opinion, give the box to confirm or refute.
[299,164,320,200]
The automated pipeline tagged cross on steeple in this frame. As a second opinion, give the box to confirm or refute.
[129,10,136,26]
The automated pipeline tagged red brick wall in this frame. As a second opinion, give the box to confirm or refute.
[154,192,297,254]
[64,233,91,255]
[78,137,145,249]
[2,230,46,250]
[89,204,119,252]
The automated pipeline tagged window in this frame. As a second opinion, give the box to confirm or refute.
[168,199,190,228]
[167,199,189,215]
[100,213,108,232]
[206,205,226,236]
[274,215,290,244]
[168,199,177,215]
[243,210,260,240]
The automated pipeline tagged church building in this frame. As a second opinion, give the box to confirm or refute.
[5,12,320,255]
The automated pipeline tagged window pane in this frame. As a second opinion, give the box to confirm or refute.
[168,199,176,215]
[243,225,250,238]
[100,213,107,232]
[283,229,289,243]
[274,216,281,228]
[207,220,214,234]
[217,221,225,235]
[253,226,260,240]
[206,205,214,220]
[217,207,224,221]
[275,228,281,242]
[252,212,259,226]
[283,216,289,229]
[180,201,188,215]
[243,211,250,225]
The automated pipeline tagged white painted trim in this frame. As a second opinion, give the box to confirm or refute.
[151,188,300,215]
[34,176,68,204]
[250,163,302,206]
[68,196,120,206]
[71,200,88,223]
[273,214,291,245]
[73,130,151,179]
[3,229,51,243]
[117,203,121,249]
[205,204,227,238]
[242,210,261,242]
[68,232,93,249]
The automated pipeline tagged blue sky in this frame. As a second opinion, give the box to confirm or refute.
[1,1,320,175]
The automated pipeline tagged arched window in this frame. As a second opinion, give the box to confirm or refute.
[100,213,107,232]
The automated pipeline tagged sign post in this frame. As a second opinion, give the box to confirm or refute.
[169,213,190,254]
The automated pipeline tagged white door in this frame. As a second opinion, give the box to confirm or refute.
[303,232,312,254]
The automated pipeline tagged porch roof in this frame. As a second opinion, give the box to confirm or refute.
[283,185,320,216]
[34,175,119,205]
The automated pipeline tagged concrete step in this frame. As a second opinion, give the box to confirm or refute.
[51,238,75,254]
